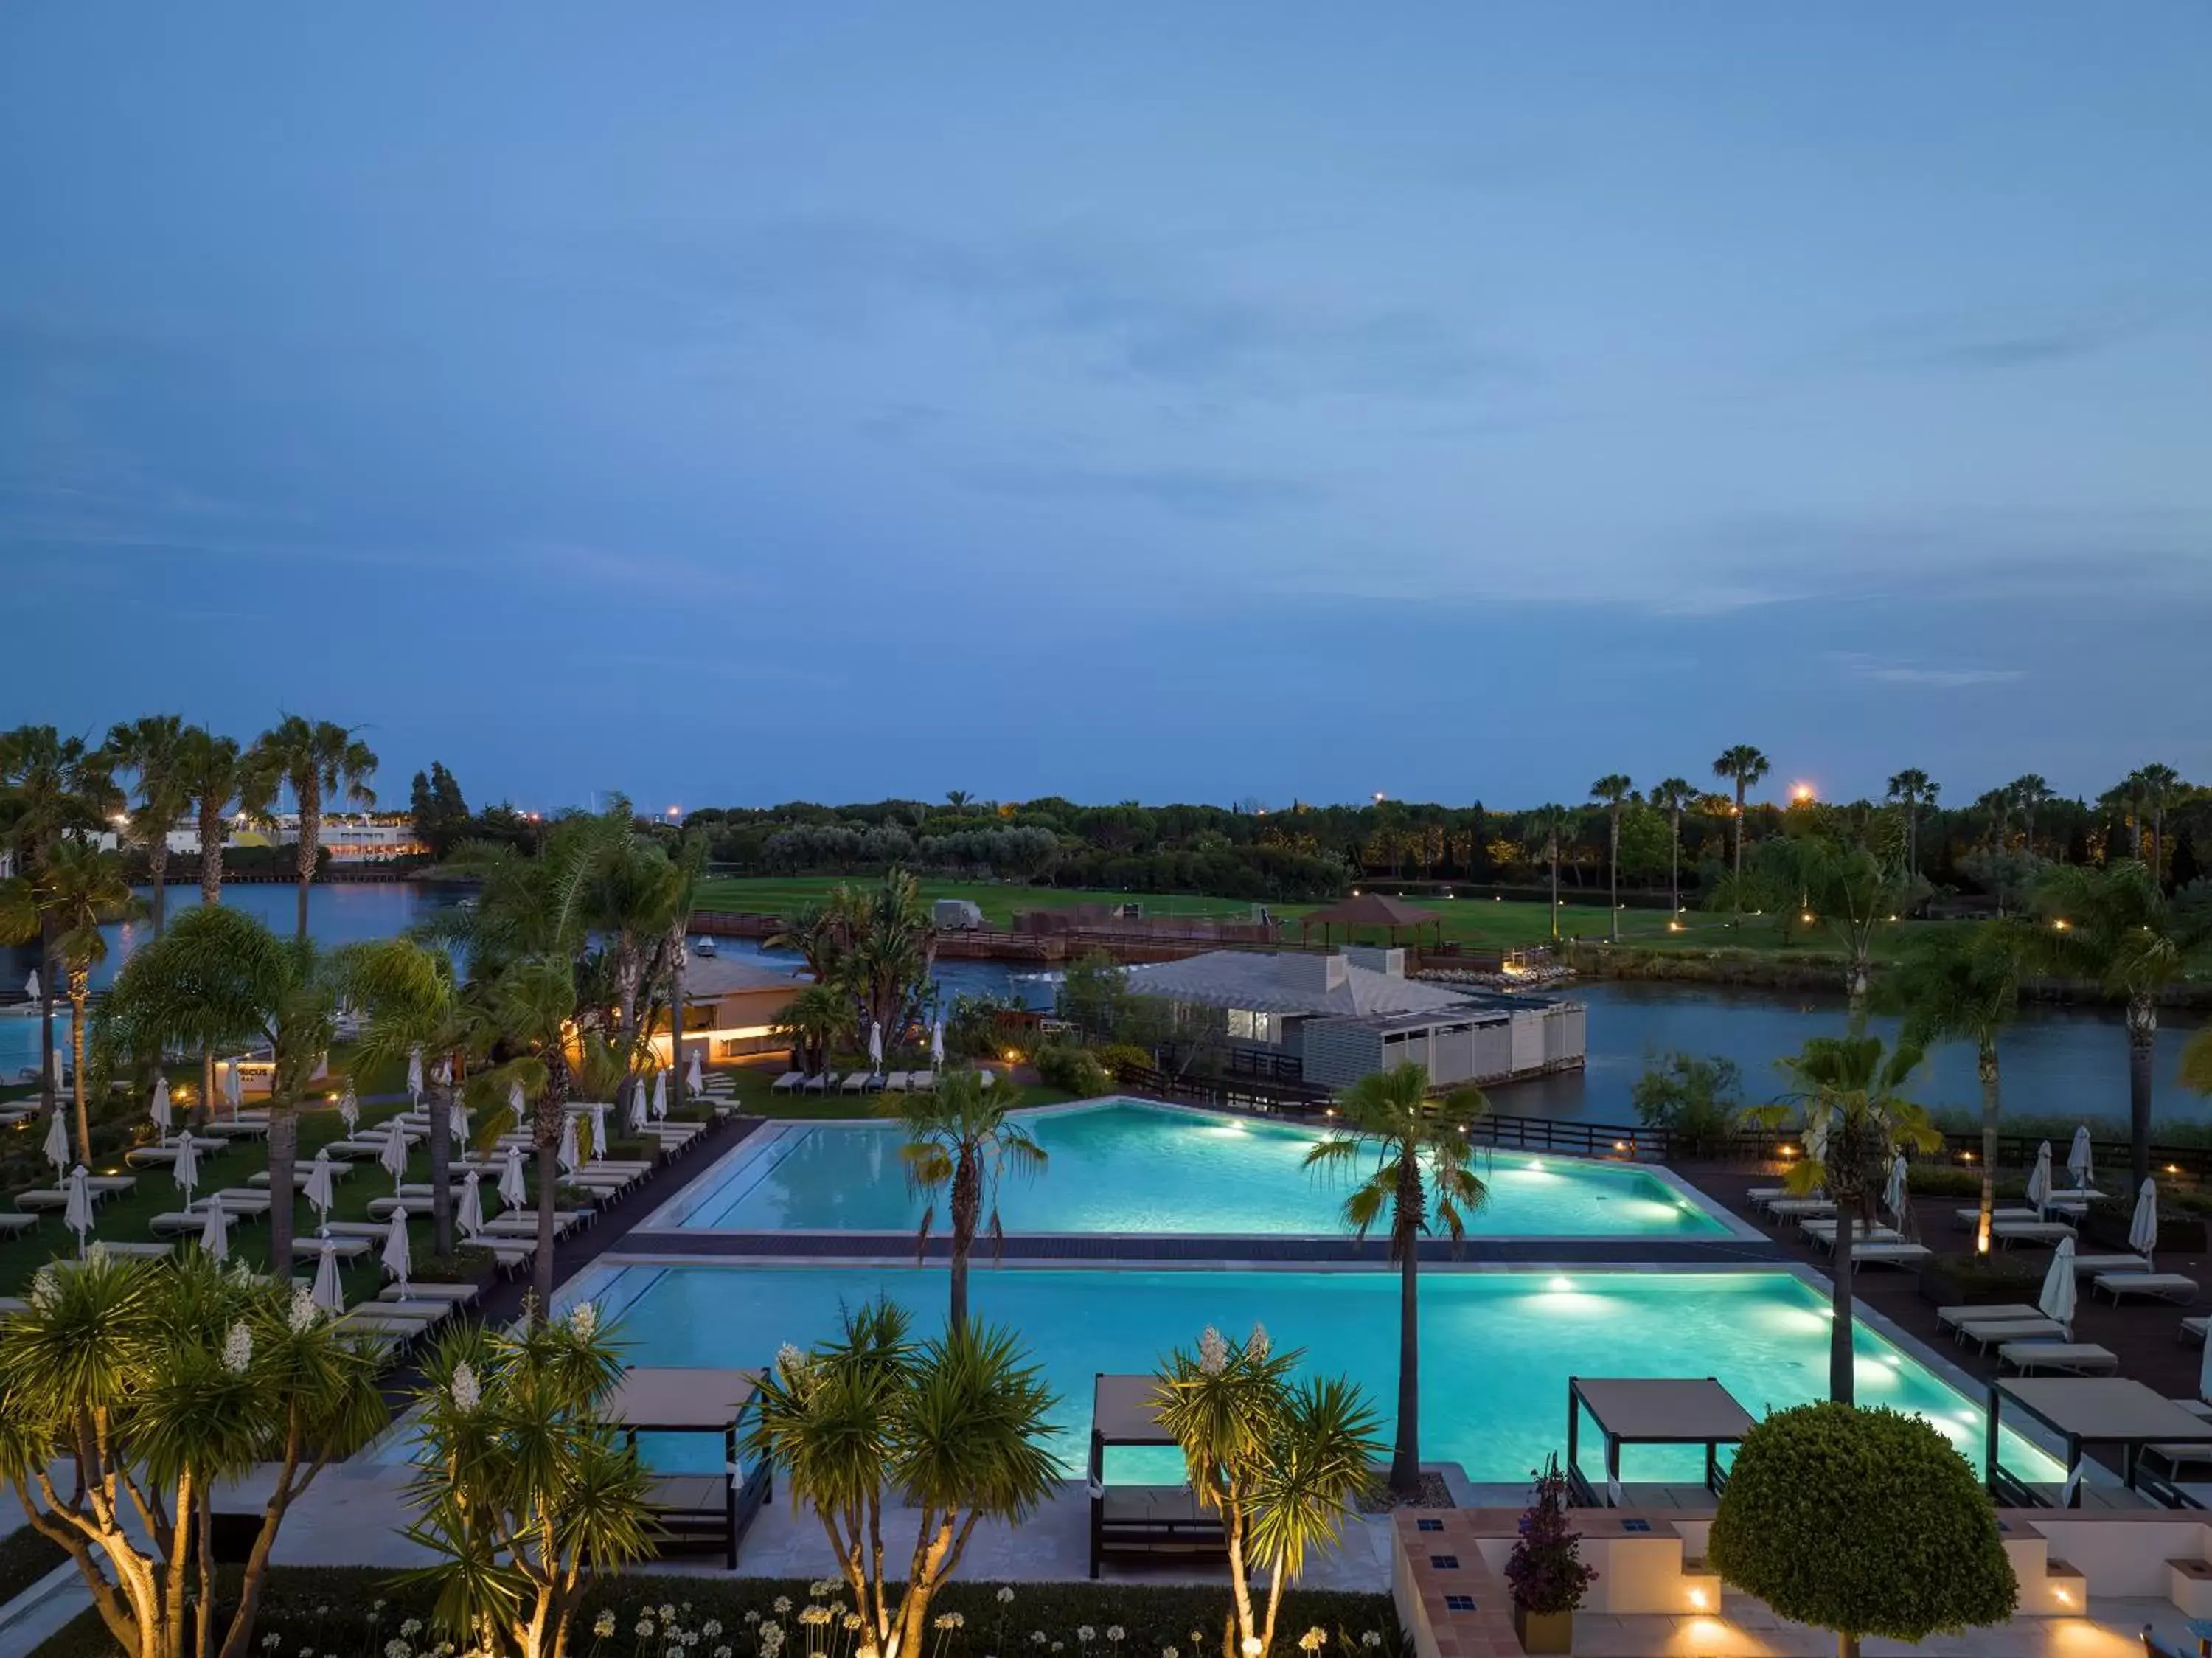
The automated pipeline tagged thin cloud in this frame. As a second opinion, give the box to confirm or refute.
[1826,651,2023,689]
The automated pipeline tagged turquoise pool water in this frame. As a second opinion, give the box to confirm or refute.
[664,1100,1729,1236]
[568,1265,2056,1484]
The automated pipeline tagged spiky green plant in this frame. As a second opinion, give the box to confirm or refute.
[898,1068,1048,1330]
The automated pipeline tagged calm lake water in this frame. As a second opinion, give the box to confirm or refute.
[6,889,2202,1131]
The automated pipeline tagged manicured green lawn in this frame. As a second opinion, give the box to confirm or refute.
[694,875,1253,924]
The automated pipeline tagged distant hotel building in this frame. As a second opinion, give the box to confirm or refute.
[94,812,429,865]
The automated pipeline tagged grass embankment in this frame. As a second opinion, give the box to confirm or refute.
[711,1061,1074,1121]
[695,874,1960,959]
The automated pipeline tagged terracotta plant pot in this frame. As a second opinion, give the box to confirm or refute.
[1511,1605,1573,1654]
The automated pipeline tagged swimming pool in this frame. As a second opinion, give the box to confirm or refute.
[562,1263,2056,1484]
[653,1099,1734,1237]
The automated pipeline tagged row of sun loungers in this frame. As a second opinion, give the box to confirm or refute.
[771,1069,939,1095]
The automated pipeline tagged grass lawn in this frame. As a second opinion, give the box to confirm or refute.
[694,875,1959,959]
[709,1060,1074,1120]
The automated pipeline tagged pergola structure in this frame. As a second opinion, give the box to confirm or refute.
[1987,1376,2212,1509]
[1298,892,1447,950]
[602,1365,771,1568]
[1565,1376,1755,1508]
[1088,1373,1225,1578]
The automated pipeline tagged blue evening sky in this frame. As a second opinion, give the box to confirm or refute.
[4,4,2208,812]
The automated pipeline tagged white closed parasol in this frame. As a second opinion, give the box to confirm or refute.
[556,1113,578,1176]
[225,1061,243,1115]
[651,1069,667,1123]
[2039,1234,2079,1330]
[304,1147,337,1220]
[42,1110,69,1175]
[448,1095,468,1147]
[406,1047,424,1105]
[63,1164,94,1257]
[339,1081,360,1135]
[626,1079,647,1135]
[868,1020,883,1072]
[2130,1177,2160,1263]
[2026,1141,2053,1212]
[686,1047,703,1094]
[585,1102,608,1163]
[150,1075,172,1144]
[458,1170,484,1238]
[173,1133,200,1212]
[2067,1126,2094,1190]
[1882,1153,1907,1221]
[381,1204,411,1297]
[507,1079,526,1125]
[379,1119,411,1191]
[311,1230,343,1312]
[931,1019,945,1066]
[499,1145,527,1210]
[198,1197,231,1263]
[23,970,38,1001]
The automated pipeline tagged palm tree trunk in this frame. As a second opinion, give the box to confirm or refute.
[1905,800,1917,877]
[294,782,318,943]
[533,1136,559,1320]
[198,1044,214,1131]
[267,1103,297,1278]
[428,1078,453,1259]
[38,915,56,1121]
[1607,812,1620,943]
[950,1156,978,1331]
[1830,1204,1856,1403]
[1548,842,1560,942]
[2127,997,2157,1189]
[198,799,225,905]
[1669,811,1680,915]
[147,839,169,935]
[69,975,90,1163]
[1392,1224,1422,1496]
[1976,1044,2000,1256]
[1732,779,1746,915]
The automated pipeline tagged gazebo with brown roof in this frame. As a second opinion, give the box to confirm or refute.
[1298,892,1446,949]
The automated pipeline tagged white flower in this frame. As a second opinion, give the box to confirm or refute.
[383,1643,408,1658]
[996,1586,1016,1605]
[1198,1325,1228,1376]
[448,1360,481,1412]
[1298,1631,1326,1654]
[1248,1322,1270,1361]
[569,1300,598,1339]
[638,1622,657,1640]
[660,1604,677,1623]
[1107,1631,1125,1645]
[1360,1638,1382,1651]
[702,1622,723,1640]
[31,1266,59,1309]
[743,1612,761,1626]
[594,1612,617,1638]
[301,1646,316,1658]
[1052,1645,1064,1654]
[843,1614,863,1633]
[288,1286,321,1333]
[86,1241,108,1264]
[759,1625,785,1657]
[1078,1629,1094,1644]
[401,1621,423,1640]
[1163,1648,1179,1658]
[1030,1634,1047,1646]
[932,1614,961,1632]
[263,1640,284,1653]
[223,1320,254,1375]
[668,1645,686,1658]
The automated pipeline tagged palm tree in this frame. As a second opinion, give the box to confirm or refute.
[2032,861,2212,1186]
[99,905,337,1274]
[1885,769,1936,876]
[1590,774,1633,941]
[1884,923,2025,1255]
[489,956,581,1317]
[1791,833,1920,1010]
[773,982,854,1074]
[105,715,192,935]
[0,726,119,1120]
[899,1068,1048,1330]
[341,937,469,1258]
[247,717,378,942]
[176,726,268,906]
[0,842,140,1159]
[1302,1062,1488,1496]
[1528,804,1568,940]
[1975,787,2011,852]
[2008,774,2055,859]
[1762,1034,1938,1401]
[1651,777,1694,915]
[2134,763,2188,881]
[1711,745,1770,918]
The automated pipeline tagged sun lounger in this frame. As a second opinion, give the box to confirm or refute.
[91,1241,174,1260]
[247,1162,357,1188]
[2071,1254,2153,1277]
[2095,1272,2201,1305]
[1767,1199,1835,1220]
[126,1137,223,1167]
[1846,1241,1931,1267]
[769,1072,804,1095]
[380,1282,479,1303]
[883,1072,909,1092]
[2183,1317,2208,1345]
[0,1213,36,1236]
[16,1182,130,1212]
[320,1221,397,1240]
[0,1297,27,1318]
[1800,1221,1902,1252]
[1993,1221,2078,1248]
[1955,1207,2039,1227]
[197,1120,268,1139]
[2000,1342,2120,1376]
[1954,1317,2071,1352]
[1936,1303,2043,1332]
[840,1072,869,1095]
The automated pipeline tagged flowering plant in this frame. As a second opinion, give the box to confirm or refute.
[1503,1454,1596,1616]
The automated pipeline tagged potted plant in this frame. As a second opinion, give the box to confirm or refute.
[1505,1453,1597,1654]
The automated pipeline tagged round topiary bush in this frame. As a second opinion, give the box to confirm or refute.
[1708,1402,2017,1658]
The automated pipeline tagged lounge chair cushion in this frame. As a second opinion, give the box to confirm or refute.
[2096,1272,2201,1303]
[1935,1303,2042,1331]
[2000,1342,2119,1376]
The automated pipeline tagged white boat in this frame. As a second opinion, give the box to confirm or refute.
[692,936,717,958]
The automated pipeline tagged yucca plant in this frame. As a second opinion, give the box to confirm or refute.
[0,1252,386,1658]
[748,1297,1060,1658]
[898,1068,1048,1330]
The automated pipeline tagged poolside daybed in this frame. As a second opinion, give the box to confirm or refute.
[1088,1373,1226,1578]
[1565,1376,1754,1509]
[1988,1376,2212,1508]
[600,1365,771,1569]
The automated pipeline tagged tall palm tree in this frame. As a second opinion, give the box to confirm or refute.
[1589,774,1633,942]
[175,727,265,907]
[2032,860,2212,1186]
[341,937,469,1258]
[2007,774,2054,860]
[1885,768,1936,876]
[1528,804,1568,940]
[1974,787,2011,852]
[1763,1035,1937,1401]
[98,904,337,1274]
[1712,745,1770,918]
[1884,923,2025,1255]
[898,1068,1048,1330]
[1302,1062,1488,1496]
[247,717,378,942]
[0,842,141,1159]
[488,956,580,1317]
[105,715,192,935]
[773,982,854,1075]
[2133,763,2187,881]
[1651,777,1694,915]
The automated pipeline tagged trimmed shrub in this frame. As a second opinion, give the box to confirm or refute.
[2082,1198,2206,1255]
[1093,1043,1155,1077]
[1916,1252,2043,1307]
[1034,1043,1112,1097]
[1709,1403,2017,1654]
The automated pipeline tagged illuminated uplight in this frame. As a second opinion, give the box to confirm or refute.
[1686,1588,1708,1611]
[1545,1275,1576,1294]
[1790,783,1815,803]
[1800,912,1815,924]
[2053,918,2070,930]
[667,805,681,819]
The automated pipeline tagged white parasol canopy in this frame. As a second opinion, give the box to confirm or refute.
[556,1113,578,1176]
[651,1069,667,1123]
[2026,1141,2053,1211]
[1882,1154,1907,1221]
[379,1119,411,1190]
[380,1204,411,1296]
[2130,1177,2160,1260]
[626,1080,647,1135]
[2067,1126,2094,1190]
[150,1075,172,1143]
[23,969,39,1001]
[458,1170,484,1238]
[448,1096,468,1147]
[339,1080,360,1134]
[686,1047,703,1093]
[63,1164,94,1256]
[42,1110,69,1174]
[585,1101,608,1163]
[2038,1234,2079,1328]
[2200,1311,2212,1406]
[198,1198,232,1263]
[931,1019,945,1065]
[224,1060,243,1114]
[507,1078,526,1124]
[311,1231,344,1312]
[304,1148,337,1219]
[173,1134,201,1211]
[868,1020,883,1069]
[499,1145,527,1209]
[406,1047,425,1104]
